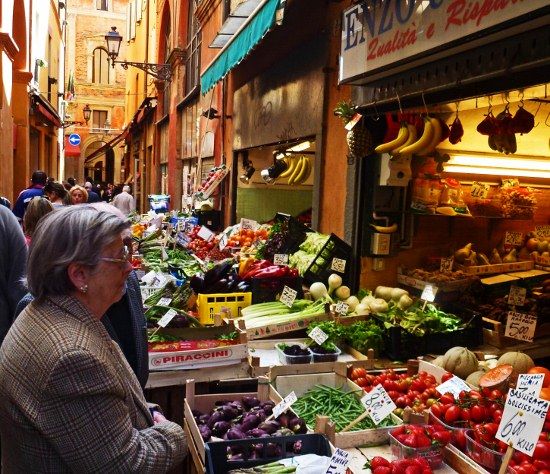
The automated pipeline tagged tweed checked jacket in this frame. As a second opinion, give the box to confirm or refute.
[0,295,187,473]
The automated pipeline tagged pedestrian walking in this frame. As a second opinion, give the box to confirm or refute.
[0,205,27,347]
[85,181,101,202]
[44,180,69,207]
[69,185,88,204]
[112,185,136,215]
[23,197,54,245]
[12,170,47,221]
[0,206,187,471]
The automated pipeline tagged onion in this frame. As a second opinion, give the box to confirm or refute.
[327,274,342,295]
[309,281,329,301]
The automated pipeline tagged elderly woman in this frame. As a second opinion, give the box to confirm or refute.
[0,206,187,471]
[69,184,88,204]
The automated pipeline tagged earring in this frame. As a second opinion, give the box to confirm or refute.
[80,285,88,293]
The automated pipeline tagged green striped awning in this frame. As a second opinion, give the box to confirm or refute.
[200,0,281,94]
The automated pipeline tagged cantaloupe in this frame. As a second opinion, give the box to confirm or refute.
[441,346,479,379]
[496,352,534,376]
[479,364,513,392]
[432,356,445,368]
[466,369,487,388]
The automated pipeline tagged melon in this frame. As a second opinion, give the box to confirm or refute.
[496,352,534,376]
[431,356,445,368]
[466,369,487,388]
[479,364,513,392]
[441,346,479,379]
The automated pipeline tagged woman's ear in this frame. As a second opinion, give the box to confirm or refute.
[67,262,89,291]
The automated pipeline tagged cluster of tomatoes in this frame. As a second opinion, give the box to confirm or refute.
[366,455,433,474]
[508,433,550,474]
[349,367,451,417]
[391,424,452,450]
[185,226,230,260]
[225,227,269,249]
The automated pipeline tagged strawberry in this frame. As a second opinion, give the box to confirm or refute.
[404,466,422,474]
[415,434,432,448]
[402,433,418,447]
[370,457,391,469]
[411,457,431,470]
[373,467,392,474]
[391,459,412,474]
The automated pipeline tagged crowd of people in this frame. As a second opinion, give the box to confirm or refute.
[0,171,187,471]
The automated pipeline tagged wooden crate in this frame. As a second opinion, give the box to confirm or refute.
[443,444,491,474]
[237,312,332,340]
[483,315,548,348]
[397,273,474,292]
[457,260,533,275]
[184,421,205,474]
[269,367,402,449]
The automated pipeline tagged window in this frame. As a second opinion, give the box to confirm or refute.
[92,110,108,130]
[182,101,199,159]
[92,47,111,84]
[185,1,201,95]
[96,0,108,11]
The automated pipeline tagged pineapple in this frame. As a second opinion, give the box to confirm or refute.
[334,100,373,158]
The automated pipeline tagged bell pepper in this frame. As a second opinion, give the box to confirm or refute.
[242,260,271,280]
[251,265,290,279]
[238,257,255,277]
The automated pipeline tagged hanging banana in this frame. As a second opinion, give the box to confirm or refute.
[418,116,442,155]
[397,116,434,156]
[374,122,410,154]
[293,156,311,185]
[288,156,305,185]
[279,156,295,179]
[391,124,417,156]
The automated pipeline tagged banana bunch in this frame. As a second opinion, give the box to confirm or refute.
[278,155,312,185]
[374,116,442,157]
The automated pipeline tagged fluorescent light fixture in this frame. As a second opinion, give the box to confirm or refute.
[287,141,311,153]
[443,152,550,179]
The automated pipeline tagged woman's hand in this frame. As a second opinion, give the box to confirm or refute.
[152,410,167,425]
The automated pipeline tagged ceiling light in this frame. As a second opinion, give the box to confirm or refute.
[286,141,311,153]
[239,164,255,184]
[261,157,288,183]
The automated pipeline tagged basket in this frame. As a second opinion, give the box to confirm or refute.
[197,292,252,325]
[389,428,444,469]
[141,285,161,302]
[465,429,504,471]
[204,434,331,474]
[303,233,352,286]
[251,276,303,304]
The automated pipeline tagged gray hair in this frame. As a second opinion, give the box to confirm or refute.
[27,205,130,300]
[122,185,131,193]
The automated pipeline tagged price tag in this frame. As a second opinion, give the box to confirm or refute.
[331,257,347,273]
[504,231,524,247]
[325,448,350,474]
[240,218,259,231]
[161,246,169,261]
[517,374,544,397]
[308,326,329,345]
[157,309,178,328]
[496,387,550,456]
[197,226,215,242]
[219,233,228,251]
[436,376,471,398]
[505,311,537,342]
[344,113,362,131]
[360,384,396,425]
[273,254,289,265]
[535,225,550,240]
[470,181,490,199]
[508,285,527,306]
[157,297,172,307]
[150,216,163,229]
[141,270,158,285]
[280,286,298,308]
[335,301,349,316]
[421,284,438,302]
[440,256,454,273]
[272,391,297,419]
[156,272,168,287]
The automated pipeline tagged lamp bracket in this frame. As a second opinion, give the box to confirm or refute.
[62,121,84,128]
[113,60,172,82]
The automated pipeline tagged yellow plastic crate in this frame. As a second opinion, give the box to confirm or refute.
[196,292,252,325]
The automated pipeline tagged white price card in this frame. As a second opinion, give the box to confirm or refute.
[272,391,297,419]
[470,181,490,199]
[280,286,298,308]
[421,284,438,302]
[197,226,215,242]
[308,326,328,346]
[157,297,172,307]
[157,309,178,328]
[496,387,550,456]
[240,218,259,231]
[325,448,350,474]
[436,376,471,398]
[161,246,169,261]
[335,301,349,316]
[218,233,228,251]
[504,231,524,247]
[331,257,347,273]
[440,256,454,273]
[360,384,396,425]
[508,285,527,307]
[517,374,544,397]
[535,225,550,240]
[141,270,158,285]
[273,254,289,265]
[505,311,537,342]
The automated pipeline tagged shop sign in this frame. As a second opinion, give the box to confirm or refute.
[340,0,548,83]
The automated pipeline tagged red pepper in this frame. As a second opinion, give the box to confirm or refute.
[251,265,289,279]
[242,260,271,280]
[288,268,299,277]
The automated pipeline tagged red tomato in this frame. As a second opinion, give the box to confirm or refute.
[541,388,550,401]
[444,405,461,424]
[354,377,368,387]
[430,403,442,418]
[528,367,550,388]
[432,430,452,446]
[439,394,455,405]
[350,367,366,380]
[460,408,471,421]
[410,379,426,392]
[534,441,550,460]
[441,371,454,383]
[470,405,487,422]
[492,409,503,424]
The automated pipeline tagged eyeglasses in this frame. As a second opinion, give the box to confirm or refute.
[99,244,132,265]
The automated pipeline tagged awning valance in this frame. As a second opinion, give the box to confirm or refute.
[200,0,282,94]
[64,136,81,157]
[85,129,128,163]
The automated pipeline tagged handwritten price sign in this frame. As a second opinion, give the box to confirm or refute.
[508,285,527,307]
[535,225,550,240]
[331,258,347,273]
[440,256,454,273]
[280,286,298,308]
[360,384,396,425]
[218,233,228,250]
[496,387,550,456]
[157,309,178,328]
[470,181,490,199]
[272,391,297,420]
[517,374,544,397]
[421,284,438,302]
[308,326,328,345]
[240,218,259,231]
[273,254,289,265]
[505,311,537,342]
[504,231,524,247]
[335,301,349,316]
[436,376,471,398]
[325,448,349,474]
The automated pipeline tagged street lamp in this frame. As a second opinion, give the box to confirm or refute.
[104,26,173,82]
[82,104,91,124]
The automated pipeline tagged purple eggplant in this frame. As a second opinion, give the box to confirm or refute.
[198,414,210,425]
[207,410,224,428]
[265,443,281,457]
[257,420,280,434]
[246,428,267,438]
[198,424,211,442]
[241,396,261,410]
[260,401,275,415]
[226,427,246,440]
[211,421,231,437]
[228,401,244,415]
[191,409,203,418]
[289,417,307,434]
[220,405,239,421]
[240,413,261,432]
[277,413,289,428]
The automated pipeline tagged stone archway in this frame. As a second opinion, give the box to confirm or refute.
[83,140,107,182]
